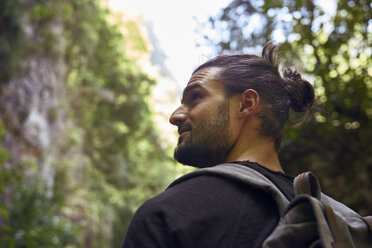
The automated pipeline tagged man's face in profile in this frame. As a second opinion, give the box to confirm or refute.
[169,67,234,168]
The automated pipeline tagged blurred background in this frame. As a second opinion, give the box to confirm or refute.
[0,0,371,247]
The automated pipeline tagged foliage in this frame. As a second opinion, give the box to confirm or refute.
[0,120,76,247]
[204,0,372,214]
[0,0,26,83]
[0,162,79,248]
[0,0,178,247]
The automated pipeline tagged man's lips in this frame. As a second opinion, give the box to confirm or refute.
[179,130,190,141]
[178,124,192,136]
[178,125,192,142]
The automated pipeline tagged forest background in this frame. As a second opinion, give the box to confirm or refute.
[0,0,371,247]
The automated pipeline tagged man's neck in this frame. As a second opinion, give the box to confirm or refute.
[224,135,283,172]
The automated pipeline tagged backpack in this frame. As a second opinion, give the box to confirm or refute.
[170,163,372,247]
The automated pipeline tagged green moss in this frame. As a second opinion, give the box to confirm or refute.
[0,120,10,165]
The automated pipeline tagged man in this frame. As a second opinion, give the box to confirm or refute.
[122,41,314,247]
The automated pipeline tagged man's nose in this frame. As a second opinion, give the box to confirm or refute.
[169,106,187,126]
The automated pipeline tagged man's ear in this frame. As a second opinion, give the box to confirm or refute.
[238,89,260,117]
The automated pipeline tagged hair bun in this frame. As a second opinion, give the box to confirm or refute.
[282,67,314,113]
[283,67,301,82]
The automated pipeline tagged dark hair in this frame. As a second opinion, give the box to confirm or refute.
[193,41,314,150]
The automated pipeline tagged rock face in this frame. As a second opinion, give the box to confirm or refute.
[0,15,67,194]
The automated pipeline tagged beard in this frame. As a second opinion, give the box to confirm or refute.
[174,101,232,168]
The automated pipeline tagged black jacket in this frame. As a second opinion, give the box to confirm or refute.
[122,161,295,248]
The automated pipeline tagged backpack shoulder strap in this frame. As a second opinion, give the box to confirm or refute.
[294,172,361,218]
[168,163,290,215]
[293,171,321,198]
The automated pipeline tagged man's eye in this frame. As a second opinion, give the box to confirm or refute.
[191,93,202,102]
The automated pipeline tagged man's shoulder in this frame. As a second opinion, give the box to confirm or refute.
[135,172,252,218]
[129,173,247,237]
[125,167,282,248]
[140,168,279,218]
[147,173,245,206]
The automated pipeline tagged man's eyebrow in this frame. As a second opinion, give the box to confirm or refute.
[181,83,204,103]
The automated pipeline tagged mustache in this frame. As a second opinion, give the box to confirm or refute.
[178,122,192,135]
